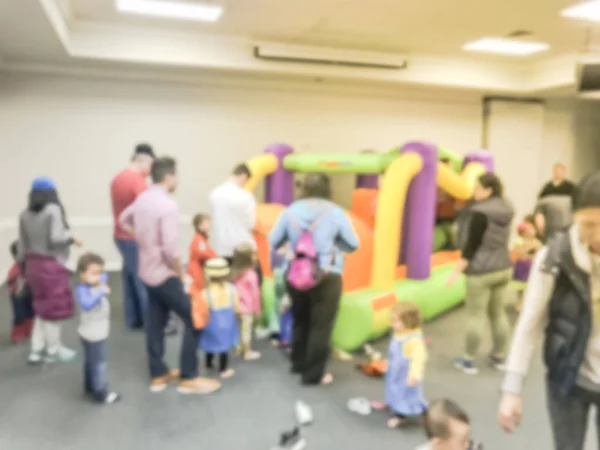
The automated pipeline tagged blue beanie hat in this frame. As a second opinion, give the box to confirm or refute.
[31,176,56,191]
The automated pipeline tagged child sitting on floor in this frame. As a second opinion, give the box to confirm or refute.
[75,253,120,404]
[512,215,542,311]
[199,257,239,379]
[7,241,34,344]
[231,243,262,361]
[187,213,217,292]
[416,398,481,450]
[386,302,428,429]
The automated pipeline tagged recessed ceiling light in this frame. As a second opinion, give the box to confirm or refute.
[462,37,550,56]
[561,0,600,22]
[116,0,223,23]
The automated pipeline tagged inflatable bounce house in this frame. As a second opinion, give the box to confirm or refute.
[244,141,494,351]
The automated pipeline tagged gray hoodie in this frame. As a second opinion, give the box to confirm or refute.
[18,203,73,264]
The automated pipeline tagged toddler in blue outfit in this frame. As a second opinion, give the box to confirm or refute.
[75,252,120,404]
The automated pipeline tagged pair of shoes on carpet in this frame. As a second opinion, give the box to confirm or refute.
[28,346,77,365]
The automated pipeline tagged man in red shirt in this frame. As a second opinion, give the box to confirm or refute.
[110,144,154,329]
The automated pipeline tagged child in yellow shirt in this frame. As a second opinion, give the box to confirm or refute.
[385,302,428,429]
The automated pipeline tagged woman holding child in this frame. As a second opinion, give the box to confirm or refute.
[269,173,359,386]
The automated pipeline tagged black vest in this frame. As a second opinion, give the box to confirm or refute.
[543,231,592,397]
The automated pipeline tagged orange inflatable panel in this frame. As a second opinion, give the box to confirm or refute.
[351,188,378,230]
[341,212,373,292]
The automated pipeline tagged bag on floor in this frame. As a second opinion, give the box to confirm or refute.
[287,209,333,291]
[189,286,210,330]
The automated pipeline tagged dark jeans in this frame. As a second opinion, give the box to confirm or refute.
[115,238,148,328]
[82,339,109,402]
[206,352,229,372]
[144,277,200,380]
[547,381,600,450]
[286,273,342,385]
[11,294,34,326]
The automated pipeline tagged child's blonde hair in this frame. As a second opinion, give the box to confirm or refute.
[392,302,422,330]
[231,243,256,280]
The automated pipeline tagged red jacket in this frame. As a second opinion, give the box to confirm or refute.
[187,233,217,291]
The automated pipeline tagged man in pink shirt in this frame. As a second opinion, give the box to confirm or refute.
[119,157,220,395]
[110,144,154,329]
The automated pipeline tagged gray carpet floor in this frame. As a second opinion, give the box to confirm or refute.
[0,275,597,449]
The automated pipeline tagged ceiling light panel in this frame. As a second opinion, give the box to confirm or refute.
[462,37,550,56]
[116,0,223,23]
[561,0,600,22]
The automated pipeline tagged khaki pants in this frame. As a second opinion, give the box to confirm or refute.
[464,268,512,358]
[239,314,255,354]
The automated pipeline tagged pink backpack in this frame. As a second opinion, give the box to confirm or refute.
[287,209,332,291]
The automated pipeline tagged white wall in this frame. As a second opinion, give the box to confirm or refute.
[0,70,482,273]
[1,70,599,275]
[486,101,546,237]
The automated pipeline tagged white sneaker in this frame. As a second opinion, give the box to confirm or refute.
[104,392,121,404]
[28,351,43,364]
[45,347,77,363]
[57,346,77,362]
[347,397,372,416]
[295,400,313,426]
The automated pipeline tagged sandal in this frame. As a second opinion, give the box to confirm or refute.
[320,373,334,385]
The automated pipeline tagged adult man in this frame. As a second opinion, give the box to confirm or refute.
[110,144,154,329]
[210,163,258,271]
[119,157,220,394]
[539,163,576,199]
[498,172,600,450]
[535,163,575,241]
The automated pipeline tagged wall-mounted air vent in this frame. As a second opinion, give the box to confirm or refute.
[254,43,408,70]
[506,30,533,38]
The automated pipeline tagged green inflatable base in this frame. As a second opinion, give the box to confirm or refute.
[259,262,465,351]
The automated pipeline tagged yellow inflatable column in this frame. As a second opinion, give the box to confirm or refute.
[370,153,423,289]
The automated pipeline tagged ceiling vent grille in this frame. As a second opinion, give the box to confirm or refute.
[254,43,407,70]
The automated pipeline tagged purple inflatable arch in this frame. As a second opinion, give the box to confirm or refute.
[264,143,295,206]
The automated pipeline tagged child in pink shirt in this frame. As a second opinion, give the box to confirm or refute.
[231,243,262,361]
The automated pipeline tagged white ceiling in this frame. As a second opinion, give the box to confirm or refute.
[0,0,599,95]
[69,0,596,57]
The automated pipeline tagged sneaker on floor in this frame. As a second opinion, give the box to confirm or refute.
[243,350,262,361]
[347,397,372,416]
[453,357,479,375]
[177,377,221,395]
[27,351,43,365]
[488,354,506,371]
[56,346,77,362]
[103,392,121,404]
[273,427,306,450]
[149,369,180,393]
